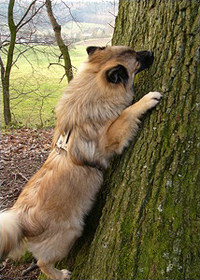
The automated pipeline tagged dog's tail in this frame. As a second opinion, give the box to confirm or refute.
[0,209,26,261]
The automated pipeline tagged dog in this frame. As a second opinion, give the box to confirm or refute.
[0,45,162,279]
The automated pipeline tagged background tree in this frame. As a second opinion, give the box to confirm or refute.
[49,1,199,280]
[0,0,45,125]
[0,0,74,127]
[45,0,73,83]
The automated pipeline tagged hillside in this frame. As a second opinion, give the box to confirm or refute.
[0,0,118,43]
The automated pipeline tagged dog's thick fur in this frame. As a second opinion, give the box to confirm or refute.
[0,46,162,279]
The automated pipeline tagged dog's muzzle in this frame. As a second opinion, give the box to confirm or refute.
[136,51,154,74]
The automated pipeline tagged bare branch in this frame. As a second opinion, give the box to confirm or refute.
[16,3,45,32]
[108,11,117,18]
[61,1,82,31]
[38,97,44,127]
[12,48,28,66]
[108,22,114,29]
[0,34,11,49]
[59,73,66,83]
[17,172,29,182]
[48,62,66,69]
[10,85,41,100]
[16,0,37,29]
[45,0,73,82]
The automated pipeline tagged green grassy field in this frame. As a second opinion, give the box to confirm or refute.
[62,21,107,35]
[1,44,88,128]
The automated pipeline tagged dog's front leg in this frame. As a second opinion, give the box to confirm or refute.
[104,91,162,155]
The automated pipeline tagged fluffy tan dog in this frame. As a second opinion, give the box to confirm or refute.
[0,45,162,279]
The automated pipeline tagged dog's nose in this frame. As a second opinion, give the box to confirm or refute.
[148,51,154,66]
[136,50,154,74]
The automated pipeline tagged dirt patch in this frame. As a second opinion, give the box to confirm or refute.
[0,128,54,279]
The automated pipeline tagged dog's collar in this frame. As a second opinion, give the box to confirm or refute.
[55,131,71,154]
[55,131,105,172]
[83,160,106,172]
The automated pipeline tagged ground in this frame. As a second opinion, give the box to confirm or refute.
[0,128,54,280]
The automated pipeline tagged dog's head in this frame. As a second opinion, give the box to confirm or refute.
[83,45,154,89]
[56,45,154,136]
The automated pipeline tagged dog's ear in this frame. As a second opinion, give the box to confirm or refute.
[106,65,129,87]
[86,46,106,56]
[86,46,98,56]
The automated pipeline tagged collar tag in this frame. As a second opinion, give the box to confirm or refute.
[55,131,70,154]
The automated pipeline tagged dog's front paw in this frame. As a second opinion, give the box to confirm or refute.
[142,91,162,110]
[61,269,71,279]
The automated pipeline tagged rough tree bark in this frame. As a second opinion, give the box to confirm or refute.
[40,1,199,279]
[45,0,73,83]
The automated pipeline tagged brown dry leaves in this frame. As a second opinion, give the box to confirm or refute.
[0,128,54,279]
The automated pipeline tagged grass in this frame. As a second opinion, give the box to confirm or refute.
[1,44,88,128]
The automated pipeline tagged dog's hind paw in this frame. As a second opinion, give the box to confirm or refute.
[61,269,71,279]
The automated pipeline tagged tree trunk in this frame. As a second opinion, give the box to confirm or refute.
[1,0,16,125]
[1,0,45,126]
[41,1,200,279]
[2,80,12,126]
[45,0,73,83]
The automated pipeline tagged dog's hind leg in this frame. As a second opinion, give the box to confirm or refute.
[29,227,82,279]
[37,260,71,280]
